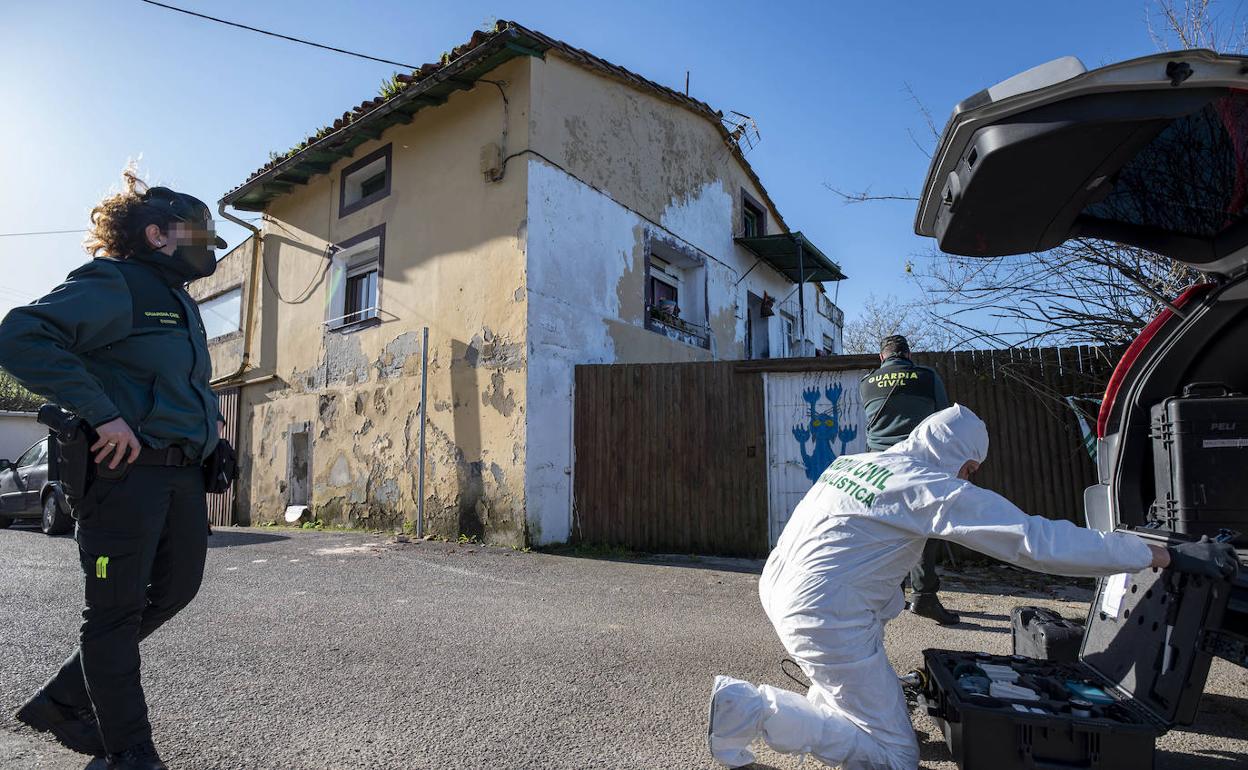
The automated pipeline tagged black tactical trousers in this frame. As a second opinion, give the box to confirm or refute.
[909,539,943,596]
[37,464,208,754]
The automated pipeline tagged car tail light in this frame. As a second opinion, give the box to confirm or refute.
[1096,283,1217,437]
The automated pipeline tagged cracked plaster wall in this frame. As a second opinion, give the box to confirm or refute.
[223,56,532,546]
[522,56,795,544]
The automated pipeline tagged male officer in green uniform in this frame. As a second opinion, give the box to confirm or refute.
[0,179,229,769]
[859,335,959,625]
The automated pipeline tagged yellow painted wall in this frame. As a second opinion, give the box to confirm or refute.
[210,56,532,545]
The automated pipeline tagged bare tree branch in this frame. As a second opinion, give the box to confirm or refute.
[822,183,919,205]
[902,82,940,143]
[1151,0,1248,51]
[842,294,958,353]
[905,128,933,159]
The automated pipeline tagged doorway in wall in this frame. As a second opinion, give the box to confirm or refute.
[747,292,770,359]
[288,427,311,508]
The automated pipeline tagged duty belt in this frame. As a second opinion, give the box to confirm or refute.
[132,446,198,467]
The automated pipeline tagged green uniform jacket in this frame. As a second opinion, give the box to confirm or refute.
[0,252,221,462]
[859,355,949,451]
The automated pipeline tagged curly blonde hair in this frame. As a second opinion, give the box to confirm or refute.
[83,167,173,258]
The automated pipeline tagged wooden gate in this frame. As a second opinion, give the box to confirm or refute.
[572,362,769,556]
[573,347,1114,556]
[207,387,238,527]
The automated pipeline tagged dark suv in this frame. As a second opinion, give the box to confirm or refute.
[915,49,1248,667]
[0,435,73,535]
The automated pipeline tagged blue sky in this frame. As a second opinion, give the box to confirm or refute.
[0,0,1186,322]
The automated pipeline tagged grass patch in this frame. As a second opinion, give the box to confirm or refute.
[539,542,641,561]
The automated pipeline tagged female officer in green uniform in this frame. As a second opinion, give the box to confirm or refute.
[0,171,227,770]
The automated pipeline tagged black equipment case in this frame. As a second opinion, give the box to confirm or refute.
[1150,382,1248,546]
[1011,606,1084,664]
[918,529,1232,769]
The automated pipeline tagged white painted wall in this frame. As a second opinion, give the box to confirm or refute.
[524,161,628,544]
[524,159,794,544]
[763,370,872,545]
[0,412,45,464]
[775,284,845,357]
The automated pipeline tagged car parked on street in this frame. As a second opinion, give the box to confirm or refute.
[0,435,73,535]
[916,48,1248,668]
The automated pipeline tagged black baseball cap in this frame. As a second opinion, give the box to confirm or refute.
[142,186,227,249]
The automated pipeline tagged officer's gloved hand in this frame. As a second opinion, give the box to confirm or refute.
[1168,536,1240,580]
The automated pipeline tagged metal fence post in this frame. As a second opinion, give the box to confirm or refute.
[417,326,429,538]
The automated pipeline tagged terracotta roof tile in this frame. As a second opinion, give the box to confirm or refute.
[225,20,788,232]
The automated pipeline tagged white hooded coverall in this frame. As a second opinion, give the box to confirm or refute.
[709,405,1154,770]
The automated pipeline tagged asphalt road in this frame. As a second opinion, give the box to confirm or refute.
[1,525,1245,769]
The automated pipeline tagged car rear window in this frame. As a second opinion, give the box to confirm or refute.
[1082,90,1248,240]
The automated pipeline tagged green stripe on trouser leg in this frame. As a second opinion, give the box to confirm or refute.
[95,556,109,579]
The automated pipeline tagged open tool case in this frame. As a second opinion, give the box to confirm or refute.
[918,530,1232,769]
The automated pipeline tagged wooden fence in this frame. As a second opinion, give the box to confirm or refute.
[207,387,239,527]
[572,361,769,556]
[572,346,1114,557]
[910,346,1114,526]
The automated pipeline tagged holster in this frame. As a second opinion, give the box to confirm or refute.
[204,439,239,494]
[37,404,96,516]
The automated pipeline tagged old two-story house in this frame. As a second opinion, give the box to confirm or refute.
[194,21,846,546]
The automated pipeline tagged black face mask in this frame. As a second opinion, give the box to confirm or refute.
[167,243,218,281]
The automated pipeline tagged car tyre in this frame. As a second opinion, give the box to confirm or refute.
[41,494,72,536]
[0,515,11,529]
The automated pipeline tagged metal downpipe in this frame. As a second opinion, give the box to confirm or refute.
[212,203,263,386]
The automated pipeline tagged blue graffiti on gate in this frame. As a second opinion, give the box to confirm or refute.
[792,382,859,482]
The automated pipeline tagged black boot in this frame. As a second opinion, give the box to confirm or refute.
[908,593,960,625]
[107,740,168,770]
[14,691,105,757]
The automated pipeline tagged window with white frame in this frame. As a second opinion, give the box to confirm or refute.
[327,229,383,329]
[780,311,798,357]
[644,241,708,346]
[339,145,391,217]
[198,287,242,340]
[647,255,682,313]
[344,262,378,325]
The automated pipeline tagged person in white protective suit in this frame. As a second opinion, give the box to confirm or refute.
[708,404,1176,770]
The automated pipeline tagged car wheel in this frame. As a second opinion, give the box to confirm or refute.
[0,515,11,529]
[41,495,72,536]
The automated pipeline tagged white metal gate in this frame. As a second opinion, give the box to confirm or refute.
[763,369,872,546]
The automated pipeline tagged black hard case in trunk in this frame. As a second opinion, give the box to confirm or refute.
[919,530,1231,770]
[1011,605,1084,663]
[1149,383,1248,545]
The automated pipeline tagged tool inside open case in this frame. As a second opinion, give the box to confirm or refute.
[917,529,1233,769]
[931,651,1154,725]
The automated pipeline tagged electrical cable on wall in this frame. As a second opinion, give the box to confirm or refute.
[258,217,335,305]
[477,79,510,181]
[261,248,331,305]
[498,148,742,279]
